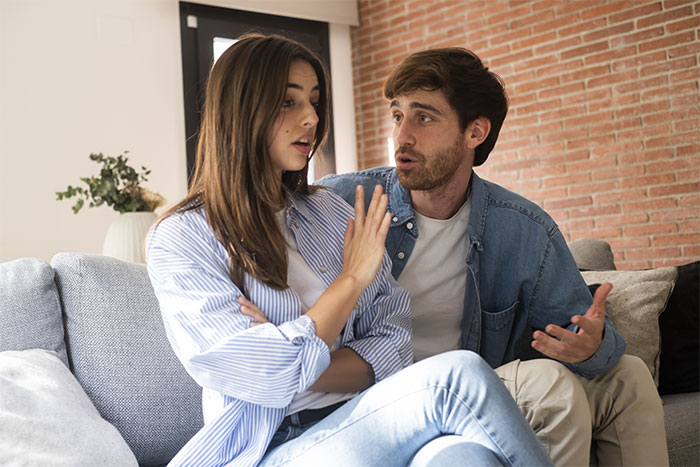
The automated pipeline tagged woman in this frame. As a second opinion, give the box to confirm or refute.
[147,34,552,467]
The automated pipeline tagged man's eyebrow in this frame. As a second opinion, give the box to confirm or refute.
[388,100,442,115]
[288,83,320,91]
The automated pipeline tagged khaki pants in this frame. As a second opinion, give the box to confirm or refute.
[495,355,669,467]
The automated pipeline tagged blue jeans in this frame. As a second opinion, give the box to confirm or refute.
[260,351,553,466]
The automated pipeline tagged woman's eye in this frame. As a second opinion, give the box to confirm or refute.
[282,99,295,108]
[312,101,320,110]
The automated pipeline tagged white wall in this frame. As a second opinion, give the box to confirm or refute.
[0,0,356,263]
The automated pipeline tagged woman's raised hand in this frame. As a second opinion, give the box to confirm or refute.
[340,185,391,291]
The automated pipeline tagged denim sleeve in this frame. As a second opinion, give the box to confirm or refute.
[527,228,626,379]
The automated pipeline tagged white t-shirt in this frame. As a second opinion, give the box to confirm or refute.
[276,210,358,414]
[397,198,471,361]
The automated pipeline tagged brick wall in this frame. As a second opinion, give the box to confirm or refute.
[351,0,699,269]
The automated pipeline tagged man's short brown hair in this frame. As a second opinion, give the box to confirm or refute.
[384,48,508,166]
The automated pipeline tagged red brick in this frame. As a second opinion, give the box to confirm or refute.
[682,245,700,257]
[623,196,679,211]
[608,237,652,250]
[610,26,665,48]
[653,233,700,246]
[584,21,636,43]
[561,88,611,106]
[544,196,593,210]
[540,105,589,122]
[592,164,646,181]
[564,111,614,128]
[620,148,674,164]
[651,207,700,221]
[561,41,609,61]
[570,180,619,196]
[543,173,591,188]
[568,134,616,151]
[679,190,700,204]
[569,227,623,240]
[640,56,698,78]
[636,5,694,29]
[677,168,700,182]
[617,259,653,270]
[640,31,696,53]
[561,64,610,83]
[668,41,700,59]
[681,219,700,231]
[676,144,700,156]
[535,36,583,55]
[670,67,700,84]
[597,213,649,228]
[611,50,667,73]
[585,45,637,66]
[609,2,663,24]
[532,13,583,35]
[666,14,700,32]
[624,222,678,236]
[674,118,700,132]
[625,246,681,260]
[567,155,618,173]
[595,188,647,204]
[559,218,596,233]
[582,1,634,19]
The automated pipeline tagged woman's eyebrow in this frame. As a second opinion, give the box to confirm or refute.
[287,83,320,91]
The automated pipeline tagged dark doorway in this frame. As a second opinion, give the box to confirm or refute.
[179,2,336,185]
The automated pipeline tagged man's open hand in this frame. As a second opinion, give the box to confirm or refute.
[531,282,612,363]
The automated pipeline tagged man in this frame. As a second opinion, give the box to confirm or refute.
[321,47,667,466]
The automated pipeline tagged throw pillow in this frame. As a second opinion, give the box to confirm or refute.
[0,349,138,467]
[658,261,699,395]
[580,267,678,385]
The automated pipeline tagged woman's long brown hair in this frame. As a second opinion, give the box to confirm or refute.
[160,34,330,294]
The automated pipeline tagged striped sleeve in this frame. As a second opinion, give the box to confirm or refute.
[146,210,331,408]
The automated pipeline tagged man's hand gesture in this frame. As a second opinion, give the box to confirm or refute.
[531,283,612,363]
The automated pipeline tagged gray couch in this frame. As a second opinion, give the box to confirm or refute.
[1,250,698,466]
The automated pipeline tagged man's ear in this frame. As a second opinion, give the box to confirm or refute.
[465,117,491,149]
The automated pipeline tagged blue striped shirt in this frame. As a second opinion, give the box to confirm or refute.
[146,188,412,466]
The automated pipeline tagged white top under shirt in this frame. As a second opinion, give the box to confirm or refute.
[397,198,471,362]
[277,211,358,414]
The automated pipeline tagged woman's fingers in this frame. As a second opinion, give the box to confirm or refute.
[354,185,365,231]
[238,296,269,327]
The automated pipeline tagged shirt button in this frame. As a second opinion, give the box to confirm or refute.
[392,216,398,223]
[397,252,405,260]
[406,222,414,230]
[319,266,327,273]
[294,221,300,229]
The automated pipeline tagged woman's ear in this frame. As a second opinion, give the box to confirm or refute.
[465,117,491,149]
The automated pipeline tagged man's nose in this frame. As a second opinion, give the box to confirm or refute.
[394,121,415,147]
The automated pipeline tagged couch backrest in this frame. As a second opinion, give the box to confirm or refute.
[0,257,68,366]
[51,253,203,465]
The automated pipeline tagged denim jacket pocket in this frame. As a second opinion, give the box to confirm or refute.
[480,301,519,367]
[481,301,519,332]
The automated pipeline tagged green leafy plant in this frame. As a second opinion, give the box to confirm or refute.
[56,151,165,214]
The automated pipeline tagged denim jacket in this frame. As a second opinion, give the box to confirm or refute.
[320,167,625,378]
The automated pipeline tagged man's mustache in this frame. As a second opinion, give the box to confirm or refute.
[395,146,424,161]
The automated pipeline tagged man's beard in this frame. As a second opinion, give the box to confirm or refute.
[395,134,466,191]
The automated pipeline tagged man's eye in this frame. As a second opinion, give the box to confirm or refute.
[419,114,432,123]
[391,113,402,123]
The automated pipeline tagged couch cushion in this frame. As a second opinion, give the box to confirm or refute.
[51,253,203,465]
[0,349,137,466]
[581,267,678,385]
[0,257,68,366]
[659,261,699,395]
[662,392,700,467]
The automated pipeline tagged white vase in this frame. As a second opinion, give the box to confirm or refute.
[102,212,158,263]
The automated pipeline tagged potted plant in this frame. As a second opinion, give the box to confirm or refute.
[56,151,165,263]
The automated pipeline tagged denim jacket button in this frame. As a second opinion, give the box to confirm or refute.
[392,216,398,223]
[406,222,414,230]
[397,252,405,260]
